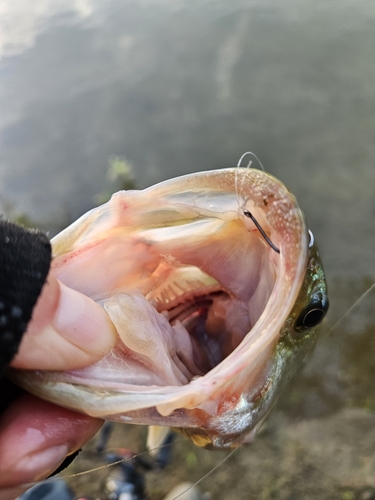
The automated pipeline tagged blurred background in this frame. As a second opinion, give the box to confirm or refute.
[1,1,375,499]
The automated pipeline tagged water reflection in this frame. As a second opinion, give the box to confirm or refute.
[0,1,93,58]
[1,0,374,279]
[1,0,375,498]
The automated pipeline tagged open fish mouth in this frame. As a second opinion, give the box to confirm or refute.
[12,167,328,448]
[165,291,229,373]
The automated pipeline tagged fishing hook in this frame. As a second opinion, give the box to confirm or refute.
[243,210,280,254]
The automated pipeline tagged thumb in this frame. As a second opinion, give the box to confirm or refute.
[10,272,117,370]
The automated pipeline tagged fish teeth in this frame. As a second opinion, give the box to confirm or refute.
[146,266,220,311]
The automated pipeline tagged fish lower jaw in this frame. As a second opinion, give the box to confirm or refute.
[102,286,252,385]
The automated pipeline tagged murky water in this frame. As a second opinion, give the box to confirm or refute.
[1,1,375,498]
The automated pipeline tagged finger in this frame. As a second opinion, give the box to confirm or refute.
[10,272,117,370]
[0,485,28,500]
[0,394,102,489]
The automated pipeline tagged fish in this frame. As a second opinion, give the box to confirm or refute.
[11,166,328,449]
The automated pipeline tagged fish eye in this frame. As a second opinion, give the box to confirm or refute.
[301,308,326,328]
[295,291,329,331]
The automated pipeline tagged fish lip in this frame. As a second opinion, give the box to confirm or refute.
[15,168,309,428]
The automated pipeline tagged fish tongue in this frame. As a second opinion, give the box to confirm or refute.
[103,291,202,385]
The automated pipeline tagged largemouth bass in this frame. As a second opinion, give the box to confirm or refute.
[12,167,328,449]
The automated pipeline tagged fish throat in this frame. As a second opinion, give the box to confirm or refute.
[165,292,227,373]
[156,289,229,376]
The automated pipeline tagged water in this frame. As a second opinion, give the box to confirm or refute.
[1,1,375,498]
[1,0,375,279]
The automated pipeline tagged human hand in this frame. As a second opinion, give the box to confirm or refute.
[0,272,117,497]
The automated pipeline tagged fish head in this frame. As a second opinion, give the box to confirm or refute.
[12,167,328,449]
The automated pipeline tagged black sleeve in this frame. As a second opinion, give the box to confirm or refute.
[0,220,82,473]
[0,220,51,413]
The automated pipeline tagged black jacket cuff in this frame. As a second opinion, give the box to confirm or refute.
[0,220,52,374]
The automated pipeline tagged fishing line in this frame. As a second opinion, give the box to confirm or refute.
[171,444,241,500]
[234,157,243,211]
[56,434,240,500]
[235,151,261,210]
[59,438,182,479]
[61,458,127,478]
[18,435,182,492]
[236,151,266,171]
[325,282,375,337]
[235,151,261,211]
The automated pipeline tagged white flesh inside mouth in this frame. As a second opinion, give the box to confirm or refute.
[66,217,279,390]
